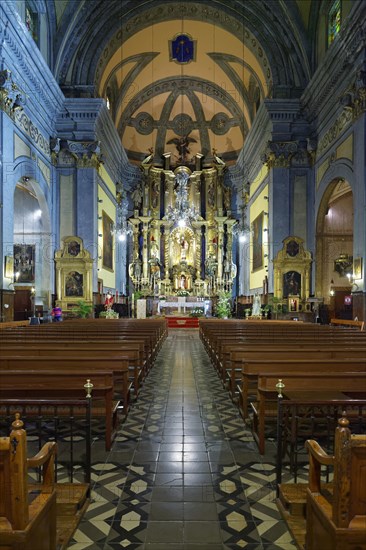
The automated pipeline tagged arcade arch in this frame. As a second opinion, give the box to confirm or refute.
[316,178,353,318]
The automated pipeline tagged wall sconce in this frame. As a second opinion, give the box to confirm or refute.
[263,212,269,215]
[98,199,103,203]
[98,216,102,219]
[263,228,268,232]
[98,233,103,237]
[263,196,269,200]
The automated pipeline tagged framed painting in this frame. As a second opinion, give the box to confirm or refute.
[252,212,263,271]
[102,211,114,271]
[13,244,35,282]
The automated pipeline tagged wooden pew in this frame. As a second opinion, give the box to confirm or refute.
[252,372,366,454]
[238,358,366,420]
[0,413,57,549]
[306,413,366,549]
[0,370,119,451]
[330,318,364,331]
[0,356,131,415]
[0,344,143,395]
[226,348,366,399]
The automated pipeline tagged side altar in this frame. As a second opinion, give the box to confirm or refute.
[127,154,237,299]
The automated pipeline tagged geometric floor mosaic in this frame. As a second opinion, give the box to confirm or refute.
[68,329,297,549]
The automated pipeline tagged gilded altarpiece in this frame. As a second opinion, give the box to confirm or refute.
[273,236,312,310]
[128,161,237,297]
[55,236,93,312]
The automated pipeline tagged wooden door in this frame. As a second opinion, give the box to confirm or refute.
[14,289,32,321]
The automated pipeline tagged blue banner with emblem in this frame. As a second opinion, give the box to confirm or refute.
[170,34,195,64]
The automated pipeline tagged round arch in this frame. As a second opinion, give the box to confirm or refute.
[315,170,354,316]
[11,161,53,316]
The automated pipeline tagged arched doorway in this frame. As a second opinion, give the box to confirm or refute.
[316,179,353,319]
[13,177,52,320]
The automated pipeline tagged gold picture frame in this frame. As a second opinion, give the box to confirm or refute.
[102,211,114,271]
[4,256,14,279]
[353,257,362,280]
[252,212,264,271]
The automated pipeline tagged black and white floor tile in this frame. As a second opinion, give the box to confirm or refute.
[68,330,297,549]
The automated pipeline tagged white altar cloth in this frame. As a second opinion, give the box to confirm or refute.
[158,300,210,315]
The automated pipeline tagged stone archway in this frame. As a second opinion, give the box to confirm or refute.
[316,178,353,318]
[13,177,52,319]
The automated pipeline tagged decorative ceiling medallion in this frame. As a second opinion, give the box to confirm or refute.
[171,114,194,136]
[169,33,196,64]
[134,112,154,135]
[210,112,230,135]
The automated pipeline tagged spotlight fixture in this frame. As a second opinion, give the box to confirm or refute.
[98,233,102,237]
[98,199,103,203]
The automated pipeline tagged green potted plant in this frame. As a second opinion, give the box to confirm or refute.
[244,307,251,319]
[73,300,93,318]
[262,304,271,318]
[216,291,232,319]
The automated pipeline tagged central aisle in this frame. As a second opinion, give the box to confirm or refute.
[71,330,296,549]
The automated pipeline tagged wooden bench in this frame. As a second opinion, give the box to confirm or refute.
[0,370,119,451]
[0,356,131,418]
[252,372,366,454]
[225,349,366,400]
[306,413,366,549]
[238,358,366,420]
[0,344,143,395]
[330,318,364,331]
[0,413,58,549]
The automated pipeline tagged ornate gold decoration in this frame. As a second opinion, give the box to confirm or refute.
[129,160,237,297]
[54,236,93,313]
[273,236,312,304]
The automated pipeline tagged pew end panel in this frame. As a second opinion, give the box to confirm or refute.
[305,414,366,550]
[0,414,57,549]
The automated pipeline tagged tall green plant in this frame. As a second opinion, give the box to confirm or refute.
[73,300,93,318]
[216,291,232,318]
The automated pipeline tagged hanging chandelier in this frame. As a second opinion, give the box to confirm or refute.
[165,169,200,227]
[111,189,132,241]
[232,204,251,242]
[233,183,250,242]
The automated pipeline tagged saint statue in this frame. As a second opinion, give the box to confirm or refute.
[131,184,143,208]
[252,292,261,316]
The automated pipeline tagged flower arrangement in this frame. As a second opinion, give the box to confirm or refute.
[189,307,204,317]
[177,289,190,297]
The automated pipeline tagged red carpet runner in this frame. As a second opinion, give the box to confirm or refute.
[166,316,199,328]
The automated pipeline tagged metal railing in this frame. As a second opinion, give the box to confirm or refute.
[0,398,92,490]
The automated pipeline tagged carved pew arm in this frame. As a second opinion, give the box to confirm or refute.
[27,441,57,488]
[305,440,334,493]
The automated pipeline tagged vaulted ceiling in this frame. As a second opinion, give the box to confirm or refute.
[52,0,317,167]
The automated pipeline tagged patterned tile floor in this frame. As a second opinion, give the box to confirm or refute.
[68,329,297,549]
